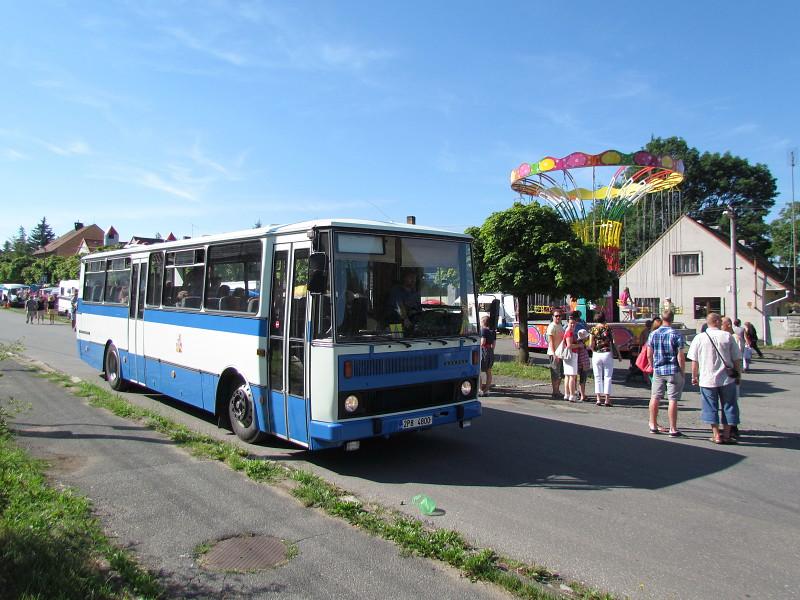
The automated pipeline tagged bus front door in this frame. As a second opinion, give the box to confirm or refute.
[267,243,310,446]
[127,260,147,384]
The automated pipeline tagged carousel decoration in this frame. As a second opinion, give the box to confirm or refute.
[510,149,684,272]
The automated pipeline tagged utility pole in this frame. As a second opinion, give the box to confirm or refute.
[790,150,797,297]
[725,205,738,320]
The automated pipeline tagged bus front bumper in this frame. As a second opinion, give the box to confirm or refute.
[308,400,481,448]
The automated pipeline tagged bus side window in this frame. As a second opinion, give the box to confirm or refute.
[269,250,288,391]
[146,252,164,307]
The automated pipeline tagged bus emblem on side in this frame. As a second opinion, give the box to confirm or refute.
[176,334,183,353]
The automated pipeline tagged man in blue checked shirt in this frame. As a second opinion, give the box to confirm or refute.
[646,310,686,437]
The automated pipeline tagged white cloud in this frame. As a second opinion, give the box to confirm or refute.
[136,171,197,201]
[40,139,91,156]
[162,27,248,66]
[1,148,28,160]
[319,44,393,71]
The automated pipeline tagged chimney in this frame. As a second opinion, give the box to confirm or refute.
[406,215,416,225]
[74,221,84,231]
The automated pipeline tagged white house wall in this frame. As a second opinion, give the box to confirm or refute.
[621,216,785,343]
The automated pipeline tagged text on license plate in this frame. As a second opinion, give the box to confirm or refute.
[402,416,433,429]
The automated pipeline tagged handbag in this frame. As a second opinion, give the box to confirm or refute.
[635,344,653,375]
[554,339,573,361]
[706,332,740,381]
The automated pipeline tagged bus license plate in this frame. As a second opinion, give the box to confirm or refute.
[402,416,433,430]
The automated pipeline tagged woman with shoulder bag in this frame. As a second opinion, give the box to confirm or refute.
[559,314,581,402]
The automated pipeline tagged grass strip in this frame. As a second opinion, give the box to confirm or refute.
[0,398,161,600]
[778,338,800,350]
[36,367,616,600]
[492,360,552,381]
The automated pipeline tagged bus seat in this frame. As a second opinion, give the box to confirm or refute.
[247,298,259,313]
[220,296,242,311]
[181,296,202,309]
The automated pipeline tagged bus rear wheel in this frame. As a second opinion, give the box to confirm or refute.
[104,344,127,391]
[228,380,266,444]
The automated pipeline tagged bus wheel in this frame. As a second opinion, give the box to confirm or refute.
[228,380,265,443]
[104,344,127,391]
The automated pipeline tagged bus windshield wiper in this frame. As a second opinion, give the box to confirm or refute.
[350,333,411,348]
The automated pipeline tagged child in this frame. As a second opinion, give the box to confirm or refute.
[479,315,496,397]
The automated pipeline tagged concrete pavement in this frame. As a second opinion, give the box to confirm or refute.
[2,308,799,599]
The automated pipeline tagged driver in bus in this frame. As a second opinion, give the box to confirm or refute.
[387,270,422,330]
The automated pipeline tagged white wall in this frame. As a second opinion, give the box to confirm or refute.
[621,216,785,342]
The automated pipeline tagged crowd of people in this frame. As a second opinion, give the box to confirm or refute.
[2,287,78,327]
[527,308,757,445]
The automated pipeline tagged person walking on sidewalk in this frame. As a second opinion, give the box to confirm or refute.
[546,309,565,399]
[646,310,686,437]
[688,313,742,445]
[743,322,764,359]
[479,315,496,397]
[25,295,37,324]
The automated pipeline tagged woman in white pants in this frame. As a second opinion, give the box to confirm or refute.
[590,313,616,406]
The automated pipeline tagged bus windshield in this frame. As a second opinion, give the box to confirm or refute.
[333,232,477,341]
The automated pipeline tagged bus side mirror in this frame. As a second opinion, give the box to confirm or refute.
[489,298,500,330]
[307,252,328,295]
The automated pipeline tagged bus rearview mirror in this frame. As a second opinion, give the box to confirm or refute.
[307,252,328,294]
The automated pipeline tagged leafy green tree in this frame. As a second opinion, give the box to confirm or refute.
[0,255,34,282]
[633,136,777,256]
[769,201,800,268]
[52,255,81,281]
[28,217,56,251]
[478,202,612,363]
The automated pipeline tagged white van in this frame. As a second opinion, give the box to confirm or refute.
[468,293,516,332]
[1,284,30,307]
[57,279,80,315]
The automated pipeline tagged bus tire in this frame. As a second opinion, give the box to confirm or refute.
[228,379,265,443]
[104,343,127,391]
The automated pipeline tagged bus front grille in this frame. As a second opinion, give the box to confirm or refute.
[352,354,438,377]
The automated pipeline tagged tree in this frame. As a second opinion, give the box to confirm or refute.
[52,255,81,281]
[12,227,28,255]
[477,202,612,363]
[634,136,777,256]
[769,201,800,269]
[28,217,56,251]
[0,255,34,282]
[464,226,485,286]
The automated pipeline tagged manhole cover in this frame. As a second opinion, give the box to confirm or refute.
[200,535,289,571]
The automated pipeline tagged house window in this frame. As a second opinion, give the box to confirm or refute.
[672,253,700,275]
[694,297,721,319]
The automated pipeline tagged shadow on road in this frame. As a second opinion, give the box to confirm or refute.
[306,407,746,491]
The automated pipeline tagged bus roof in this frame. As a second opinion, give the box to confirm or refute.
[81,218,473,261]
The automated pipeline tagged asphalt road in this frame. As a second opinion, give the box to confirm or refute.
[2,309,799,599]
[2,356,505,598]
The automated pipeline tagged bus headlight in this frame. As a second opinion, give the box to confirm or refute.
[344,394,360,413]
[460,380,473,397]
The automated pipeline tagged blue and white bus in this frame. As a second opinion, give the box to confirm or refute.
[76,219,481,450]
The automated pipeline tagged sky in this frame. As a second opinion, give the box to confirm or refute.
[1,1,799,245]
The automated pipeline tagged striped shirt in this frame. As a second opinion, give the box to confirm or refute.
[649,326,685,376]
